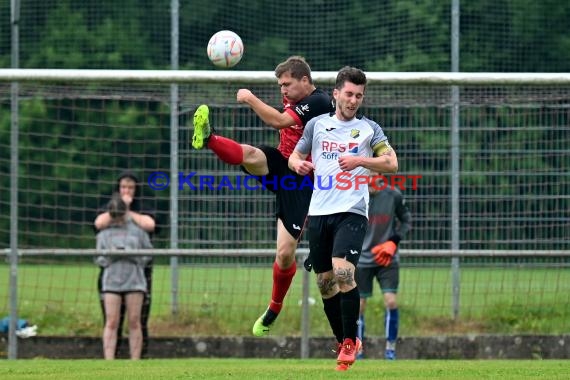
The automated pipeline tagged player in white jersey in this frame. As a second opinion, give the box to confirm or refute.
[289,66,398,371]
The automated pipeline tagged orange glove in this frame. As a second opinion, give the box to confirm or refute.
[371,241,397,266]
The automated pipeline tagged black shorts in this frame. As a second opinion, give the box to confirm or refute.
[355,263,399,298]
[307,213,368,273]
[241,146,312,240]
[101,290,145,296]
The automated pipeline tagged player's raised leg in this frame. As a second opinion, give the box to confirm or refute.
[191,105,211,149]
[192,105,273,171]
[252,220,297,336]
[191,104,244,165]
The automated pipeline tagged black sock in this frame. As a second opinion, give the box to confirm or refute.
[323,293,344,343]
[262,309,279,326]
[340,287,360,342]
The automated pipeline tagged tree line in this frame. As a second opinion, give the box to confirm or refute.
[0,0,568,250]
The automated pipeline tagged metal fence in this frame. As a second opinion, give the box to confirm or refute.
[1,70,570,359]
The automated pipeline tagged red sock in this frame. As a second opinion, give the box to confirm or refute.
[268,261,297,314]
[207,134,244,165]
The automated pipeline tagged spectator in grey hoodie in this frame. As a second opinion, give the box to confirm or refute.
[96,193,152,360]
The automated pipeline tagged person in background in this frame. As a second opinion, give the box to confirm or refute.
[95,192,152,360]
[94,170,156,357]
[356,173,411,360]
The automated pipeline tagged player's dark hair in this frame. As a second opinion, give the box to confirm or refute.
[275,55,313,84]
[108,192,127,220]
[335,66,367,90]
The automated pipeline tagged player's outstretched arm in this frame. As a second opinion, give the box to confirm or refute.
[237,89,296,129]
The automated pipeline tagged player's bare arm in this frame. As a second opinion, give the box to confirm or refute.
[236,89,296,129]
[338,150,398,173]
[288,151,314,175]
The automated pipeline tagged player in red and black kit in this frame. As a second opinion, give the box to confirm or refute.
[191,56,334,336]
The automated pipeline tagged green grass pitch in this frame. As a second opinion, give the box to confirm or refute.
[0,359,569,379]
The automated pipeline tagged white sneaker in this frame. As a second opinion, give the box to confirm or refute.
[16,325,38,338]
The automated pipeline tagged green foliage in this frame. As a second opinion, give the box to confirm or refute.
[461,0,570,72]
[2,95,171,248]
[22,0,161,69]
[484,304,569,334]
[3,0,570,71]
[2,1,570,248]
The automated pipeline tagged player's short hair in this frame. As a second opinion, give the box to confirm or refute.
[275,55,313,83]
[108,192,127,220]
[335,66,367,90]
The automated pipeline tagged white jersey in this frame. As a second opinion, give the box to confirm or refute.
[295,113,389,217]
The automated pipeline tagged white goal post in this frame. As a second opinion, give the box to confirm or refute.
[2,69,570,85]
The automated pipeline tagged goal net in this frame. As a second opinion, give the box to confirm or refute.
[1,71,569,340]
[2,71,569,251]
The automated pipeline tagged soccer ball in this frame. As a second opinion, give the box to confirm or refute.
[207,30,244,68]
